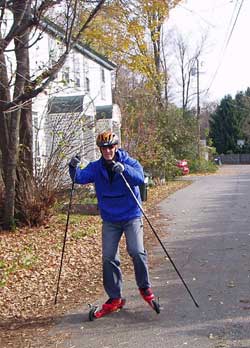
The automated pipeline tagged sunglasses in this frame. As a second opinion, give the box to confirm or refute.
[101,144,116,150]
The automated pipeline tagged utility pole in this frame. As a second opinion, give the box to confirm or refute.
[196,57,201,160]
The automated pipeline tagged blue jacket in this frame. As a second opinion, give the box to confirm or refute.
[69,149,144,222]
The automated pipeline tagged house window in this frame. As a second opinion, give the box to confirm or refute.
[84,59,89,73]
[101,68,105,83]
[74,55,81,87]
[83,58,89,91]
[75,76,81,87]
[51,59,58,80]
[62,66,70,84]
[85,77,90,92]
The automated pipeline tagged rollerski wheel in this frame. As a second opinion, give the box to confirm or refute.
[88,305,98,321]
[88,298,126,321]
[140,288,160,314]
[151,299,160,314]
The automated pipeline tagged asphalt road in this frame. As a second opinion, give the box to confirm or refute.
[52,165,250,348]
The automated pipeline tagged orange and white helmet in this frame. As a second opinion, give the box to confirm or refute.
[96,131,119,147]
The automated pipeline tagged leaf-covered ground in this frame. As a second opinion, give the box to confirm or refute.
[0,181,190,348]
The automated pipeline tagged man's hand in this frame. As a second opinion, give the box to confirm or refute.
[112,162,124,174]
[69,155,81,168]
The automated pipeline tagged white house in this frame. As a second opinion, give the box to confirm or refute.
[28,19,121,168]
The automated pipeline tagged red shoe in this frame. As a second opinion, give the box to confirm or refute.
[102,298,124,312]
[139,288,160,314]
[89,298,126,320]
[139,288,155,302]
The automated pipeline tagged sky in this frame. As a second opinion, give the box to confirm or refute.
[166,0,250,104]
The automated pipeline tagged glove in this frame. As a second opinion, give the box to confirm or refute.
[69,155,81,168]
[112,161,124,174]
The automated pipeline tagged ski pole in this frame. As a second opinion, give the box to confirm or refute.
[54,176,75,305]
[120,172,199,308]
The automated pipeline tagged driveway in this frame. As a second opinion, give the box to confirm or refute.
[51,165,250,348]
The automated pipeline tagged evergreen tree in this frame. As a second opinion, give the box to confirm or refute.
[238,88,250,148]
[209,95,240,154]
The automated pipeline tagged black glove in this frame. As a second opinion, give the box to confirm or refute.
[69,155,81,168]
[112,162,124,174]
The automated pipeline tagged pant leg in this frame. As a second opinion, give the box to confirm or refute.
[123,217,151,289]
[102,220,123,299]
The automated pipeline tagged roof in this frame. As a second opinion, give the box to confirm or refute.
[47,97,114,118]
[48,95,84,114]
[96,105,113,120]
[40,18,116,71]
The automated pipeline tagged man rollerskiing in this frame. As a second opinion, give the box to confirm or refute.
[69,131,159,319]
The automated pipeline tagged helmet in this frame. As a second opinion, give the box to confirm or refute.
[96,131,119,147]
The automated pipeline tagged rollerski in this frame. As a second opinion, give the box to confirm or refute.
[140,288,160,314]
[88,298,126,321]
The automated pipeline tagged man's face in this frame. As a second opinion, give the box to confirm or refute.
[100,144,118,162]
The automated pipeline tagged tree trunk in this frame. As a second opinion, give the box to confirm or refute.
[0,2,30,230]
[19,102,33,173]
[0,43,11,162]
[2,109,21,230]
[19,28,33,175]
[0,0,105,229]
[0,40,12,228]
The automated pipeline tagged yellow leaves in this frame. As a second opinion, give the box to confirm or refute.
[142,0,169,19]
[73,0,183,101]
[128,54,153,73]
[151,30,160,43]
[127,20,144,36]
[121,37,131,52]
[0,181,191,346]
[78,0,181,71]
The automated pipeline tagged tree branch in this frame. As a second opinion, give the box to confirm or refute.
[1,0,107,112]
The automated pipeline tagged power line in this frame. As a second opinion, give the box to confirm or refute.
[176,0,235,29]
[224,0,244,51]
[205,0,245,96]
[175,3,216,28]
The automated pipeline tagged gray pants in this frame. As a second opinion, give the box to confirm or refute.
[102,217,151,299]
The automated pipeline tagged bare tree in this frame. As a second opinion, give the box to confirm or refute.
[171,32,207,113]
[0,0,106,230]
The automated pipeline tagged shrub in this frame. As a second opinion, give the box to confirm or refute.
[188,159,217,174]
